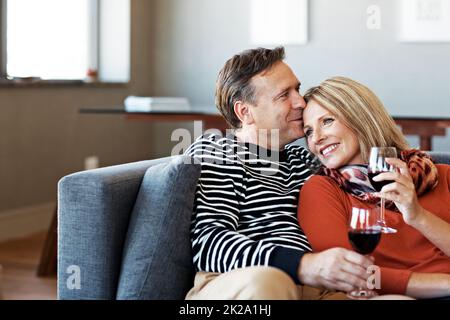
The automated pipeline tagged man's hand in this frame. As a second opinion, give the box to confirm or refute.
[297,248,374,293]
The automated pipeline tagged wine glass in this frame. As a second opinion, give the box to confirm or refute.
[347,207,382,299]
[368,147,398,234]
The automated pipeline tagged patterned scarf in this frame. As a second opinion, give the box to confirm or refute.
[317,149,439,210]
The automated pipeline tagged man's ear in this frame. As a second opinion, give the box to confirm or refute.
[234,101,254,125]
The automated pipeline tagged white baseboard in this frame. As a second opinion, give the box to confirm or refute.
[0,202,55,243]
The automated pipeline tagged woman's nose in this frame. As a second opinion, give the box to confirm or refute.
[312,128,325,145]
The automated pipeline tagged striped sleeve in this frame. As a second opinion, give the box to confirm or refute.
[186,135,307,283]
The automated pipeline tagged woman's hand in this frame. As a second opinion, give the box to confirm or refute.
[374,157,450,256]
[372,157,425,225]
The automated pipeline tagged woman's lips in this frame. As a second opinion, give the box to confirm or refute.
[320,143,339,157]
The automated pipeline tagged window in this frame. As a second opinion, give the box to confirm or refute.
[6,0,96,80]
[0,0,130,83]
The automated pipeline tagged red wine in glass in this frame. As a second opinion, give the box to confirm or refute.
[368,147,398,234]
[347,207,382,299]
[367,171,394,192]
[348,229,382,255]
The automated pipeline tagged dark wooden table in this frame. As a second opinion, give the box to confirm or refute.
[79,107,227,132]
[79,108,450,151]
[394,117,450,151]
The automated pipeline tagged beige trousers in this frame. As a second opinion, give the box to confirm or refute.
[186,266,348,300]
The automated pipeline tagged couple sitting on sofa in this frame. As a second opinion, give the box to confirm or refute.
[185,47,450,300]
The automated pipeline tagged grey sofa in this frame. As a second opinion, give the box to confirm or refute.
[58,155,201,300]
[57,152,450,300]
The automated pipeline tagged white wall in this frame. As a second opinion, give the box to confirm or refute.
[148,0,450,153]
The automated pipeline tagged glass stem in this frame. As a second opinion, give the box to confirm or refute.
[380,197,385,224]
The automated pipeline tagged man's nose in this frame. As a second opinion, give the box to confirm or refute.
[292,92,306,109]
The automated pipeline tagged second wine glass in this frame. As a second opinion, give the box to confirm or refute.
[347,207,382,299]
[368,147,398,234]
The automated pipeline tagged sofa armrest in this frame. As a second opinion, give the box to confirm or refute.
[57,157,174,299]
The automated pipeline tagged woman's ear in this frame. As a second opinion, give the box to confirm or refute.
[234,101,254,126]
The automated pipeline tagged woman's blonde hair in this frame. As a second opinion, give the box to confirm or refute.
[303,77,409,162]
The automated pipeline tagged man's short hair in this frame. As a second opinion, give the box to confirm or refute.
[215,47,285,129]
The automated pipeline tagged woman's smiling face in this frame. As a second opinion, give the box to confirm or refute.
[303,99,364,169]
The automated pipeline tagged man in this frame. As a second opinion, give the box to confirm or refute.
[185,47,373,300]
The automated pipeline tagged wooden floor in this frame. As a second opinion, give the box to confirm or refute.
[0,233,56,300]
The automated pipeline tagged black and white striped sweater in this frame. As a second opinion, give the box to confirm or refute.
[186,133,316,283]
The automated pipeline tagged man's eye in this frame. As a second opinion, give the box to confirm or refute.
[305,129,312,137]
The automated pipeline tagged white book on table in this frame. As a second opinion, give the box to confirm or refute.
[124,96,191,112]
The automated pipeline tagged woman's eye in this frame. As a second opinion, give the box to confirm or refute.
[305,129,312,137]
[323,118,334,125]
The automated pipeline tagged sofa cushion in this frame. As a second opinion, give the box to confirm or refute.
[116,156,200,299]
[429,151,450,165]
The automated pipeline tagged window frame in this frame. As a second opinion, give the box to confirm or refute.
[1,0,7,79]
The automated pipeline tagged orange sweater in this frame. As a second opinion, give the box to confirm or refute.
[298,164,450,295]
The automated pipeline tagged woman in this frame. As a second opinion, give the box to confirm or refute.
[298,77,450,299]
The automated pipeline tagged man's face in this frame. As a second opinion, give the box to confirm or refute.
[248,61,306,148]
